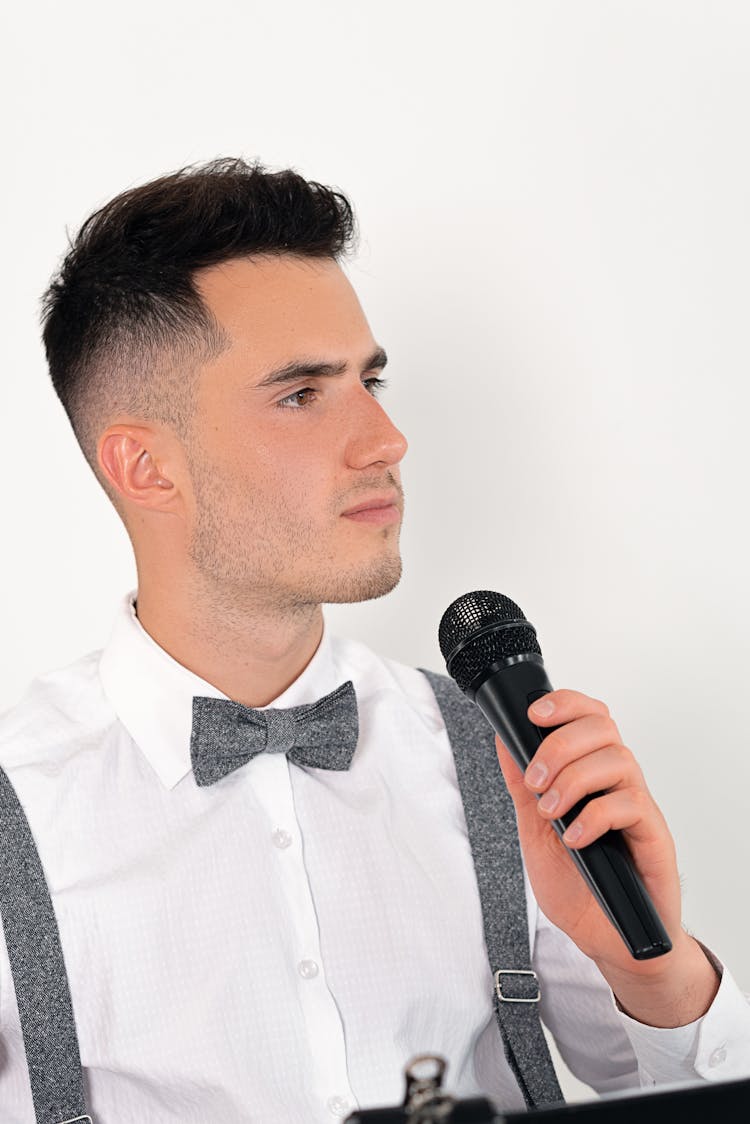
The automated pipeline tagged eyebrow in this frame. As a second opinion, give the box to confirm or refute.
[253,346,388,389]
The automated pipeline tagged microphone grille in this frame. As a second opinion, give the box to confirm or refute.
[438,590,541,692]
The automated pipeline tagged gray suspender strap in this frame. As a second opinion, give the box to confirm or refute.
[420,670,564,1109]
[0,766,92,1124]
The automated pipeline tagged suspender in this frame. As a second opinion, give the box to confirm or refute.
[0,765,91,1124]
[0,675,562,1119]
[420,669,564,1108]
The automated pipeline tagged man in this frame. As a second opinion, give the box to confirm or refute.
[0,157,747,1122]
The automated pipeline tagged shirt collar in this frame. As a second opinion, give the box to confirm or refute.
[98,591,340,789]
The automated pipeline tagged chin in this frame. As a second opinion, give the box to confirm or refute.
[321,553,403,605]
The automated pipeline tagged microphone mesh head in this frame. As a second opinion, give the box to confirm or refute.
[438,590,541,692]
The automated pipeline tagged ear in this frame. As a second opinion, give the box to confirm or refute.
[98,425,177,509]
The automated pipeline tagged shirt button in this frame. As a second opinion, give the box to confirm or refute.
[298,959,319,979]
[271,828,293,849]
[327,1095,351,1117]
[708,1045,727,1068]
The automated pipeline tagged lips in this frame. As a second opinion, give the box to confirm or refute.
[341,492,402,527]
[342,493,401,516]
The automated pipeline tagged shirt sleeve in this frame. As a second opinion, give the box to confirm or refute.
[529,886,750,1092]
[616,952,750,1085]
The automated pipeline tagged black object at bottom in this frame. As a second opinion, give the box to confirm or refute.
[346,1098,499,1123]
[347,1076,750,1123]
[473,658,671,960]
[503,1075,750,1122]
[346,1054,501,1122]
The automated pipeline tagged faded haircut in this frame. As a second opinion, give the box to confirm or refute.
[41,157,357,508]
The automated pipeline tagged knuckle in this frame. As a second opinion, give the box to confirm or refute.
[540,730,571,769]
[581,800,607,837]
[630,784,652,814]
[603,715,620,741]
[610,741,632,768]
[542,726,565,755]
[592,696,611,718]
[613,743,644,785]
[560,758,587,798]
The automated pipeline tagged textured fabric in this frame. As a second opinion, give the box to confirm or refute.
[420,669,564,1108]
[190,680,358,785]
[0,592,748,1123]
[0,766,90,1124]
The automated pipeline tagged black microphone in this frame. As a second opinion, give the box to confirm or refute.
[438,590,672,960]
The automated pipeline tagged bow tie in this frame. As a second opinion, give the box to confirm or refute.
[190,680,359,786]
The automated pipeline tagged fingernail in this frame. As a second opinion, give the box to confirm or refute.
[563,821,583,845]
[526,762,548,788]
[538,788,559,813]
[531,698,555,718]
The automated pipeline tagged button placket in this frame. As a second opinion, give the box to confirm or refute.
[257,757,355,1115]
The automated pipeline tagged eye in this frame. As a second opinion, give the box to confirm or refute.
[275,375,388,410]
[277,387,319,409]
[364,376,388,397]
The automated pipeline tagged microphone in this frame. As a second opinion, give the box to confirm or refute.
[438,590,672,960]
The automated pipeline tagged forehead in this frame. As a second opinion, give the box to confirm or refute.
[194,255,371,358]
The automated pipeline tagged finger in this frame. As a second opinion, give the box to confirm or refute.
[495,735,575,857]
[495,736,545,816]
[528,689,611,728]
[533,744,644,821]
[559,786,666,850]
[524,714,625,791]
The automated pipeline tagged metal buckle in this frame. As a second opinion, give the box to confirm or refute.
[56,1116,93,1124]
[494,968,541,1003]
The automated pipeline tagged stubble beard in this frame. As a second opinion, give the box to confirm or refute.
[318,543,403,605]
[186,471,404,614]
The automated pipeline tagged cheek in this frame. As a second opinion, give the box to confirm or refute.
[213,409,344,509]
[261,420,340,472]
[243,437,338,516]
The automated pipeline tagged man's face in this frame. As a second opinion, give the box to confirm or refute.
[183,255,408,611]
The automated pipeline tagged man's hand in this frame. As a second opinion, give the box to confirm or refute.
[495,689,720,1028]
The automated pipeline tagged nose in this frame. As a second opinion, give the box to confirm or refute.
[345,386,408,471]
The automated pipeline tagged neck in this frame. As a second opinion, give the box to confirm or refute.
[134,574,325,708]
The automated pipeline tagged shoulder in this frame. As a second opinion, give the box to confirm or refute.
[0,648,114,776]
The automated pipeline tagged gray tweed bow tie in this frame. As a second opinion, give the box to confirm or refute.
[190,680,359,786]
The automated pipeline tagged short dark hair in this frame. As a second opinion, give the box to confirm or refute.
[41,157,357,503]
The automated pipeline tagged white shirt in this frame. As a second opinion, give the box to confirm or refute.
[0,592,748,1123]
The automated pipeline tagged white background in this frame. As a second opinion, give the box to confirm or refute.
[3,0,749,1102]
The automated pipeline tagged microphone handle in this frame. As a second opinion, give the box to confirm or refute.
[473,656,672,960]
